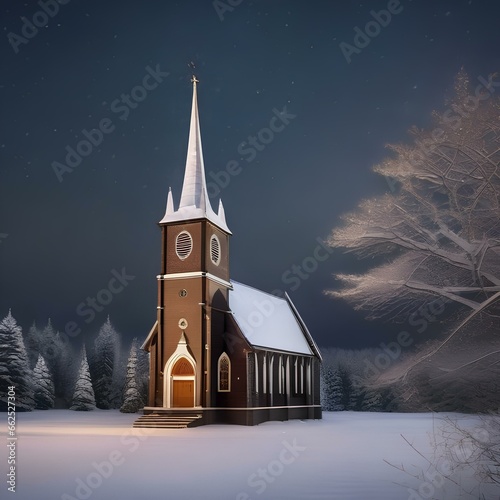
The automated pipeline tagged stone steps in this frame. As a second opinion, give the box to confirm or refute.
[133,413,202,429]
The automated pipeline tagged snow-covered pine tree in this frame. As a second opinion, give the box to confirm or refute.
[347,377,364,411]
[320,365,328,409]
[39,318,58,362]
[70,346,96,411]
[339,367,354,410]
[321,365,344,411]
[0,310,34,411]
[38,319,74,405]
[92,317,121,409]
[362,387,383,412]
[33,354,55,409]
[24,321,41,369]
[136,342,149,405]
[55,331,74,405]
[120,339,144,413]
[330,368,345,411]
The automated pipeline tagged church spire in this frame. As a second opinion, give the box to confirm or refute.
[159,76,230,234]
[179,76,208,211]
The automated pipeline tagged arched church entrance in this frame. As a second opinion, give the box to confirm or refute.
[171,357,195,407]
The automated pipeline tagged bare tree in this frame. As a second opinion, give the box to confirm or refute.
[386,412,500,498]
[327,71,500,388]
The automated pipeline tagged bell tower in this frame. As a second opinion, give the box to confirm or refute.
[150,76,232,409]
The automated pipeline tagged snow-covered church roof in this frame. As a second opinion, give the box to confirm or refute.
[142,280,321,358]
[229,280,321,357]
[159,77,230,234]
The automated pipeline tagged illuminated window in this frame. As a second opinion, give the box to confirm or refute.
[218,352,230,392]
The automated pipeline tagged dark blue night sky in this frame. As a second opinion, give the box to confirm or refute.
[1,0,500,349]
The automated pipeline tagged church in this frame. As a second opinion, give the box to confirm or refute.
[135,77,322,428]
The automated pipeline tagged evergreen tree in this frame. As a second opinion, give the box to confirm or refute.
[39,318,58,363]
[0,310,34,411]
[348,377,364,411]
[70,346,96,411]
[330,368,345,411]
[92,317,121,409]
[120,339,144,413]
[136,343,149,405]
[320,366,329,410]
[24,321,41,369]
[339,367,353,410]
[38,319,74,406]
[54,331,74,405]
[33,355,55,409]
[321,366,344,411]
[362,387,383,412]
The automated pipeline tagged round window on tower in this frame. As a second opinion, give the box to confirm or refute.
[176,231,193,260]
[210,234,221,266]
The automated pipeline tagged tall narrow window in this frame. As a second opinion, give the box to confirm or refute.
[176,231,193,260]
[307,359,312,396]
[294,357,298,394]
[269,355,274,405]
[254,352,259,394]
[263,354,267,394]
[218,353,230,392]
[285,356,290,396]
[278,356,283,394]
[300,359,304,394]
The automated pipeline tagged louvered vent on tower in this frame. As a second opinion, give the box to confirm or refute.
[176,231,193,259]
[210,234,221,265]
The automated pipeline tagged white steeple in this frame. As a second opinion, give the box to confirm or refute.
[159,76,230,234]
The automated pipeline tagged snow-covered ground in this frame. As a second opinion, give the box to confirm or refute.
[8,411,497,500]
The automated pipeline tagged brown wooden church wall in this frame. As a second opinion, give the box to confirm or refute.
[211,313,249,408]
[163,221,230,279]
[164,222,204,275]
[160,277,204,405]
[204,222,230,281]
[246,351,320,409]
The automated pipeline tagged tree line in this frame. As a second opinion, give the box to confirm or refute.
[319,347,398,412]
[0,311,147,413]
